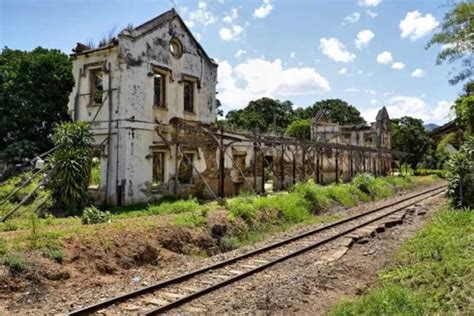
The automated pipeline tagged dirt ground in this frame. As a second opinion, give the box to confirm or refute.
[0,182,445,315]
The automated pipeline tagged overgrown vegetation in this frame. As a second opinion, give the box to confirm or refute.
[446,136,474,208]
[81,206,111,225]
[221,175,431,251]
[330,207,474,315]
[48,121,94,214]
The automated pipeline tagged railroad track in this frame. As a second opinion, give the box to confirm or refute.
[69,185,446,315]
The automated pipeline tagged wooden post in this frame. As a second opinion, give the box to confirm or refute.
[261,149,265,193]
[174,121,180,196]
[253,141,257,191]
[302,147,306,181]
[316,149,320,184]
[320,149,324,184]
[280,143,285,190]
[218,134,225,198]
[363,151,366,172]
[292,146,296,185]
[335,149,339,184]
[350,150,353,180]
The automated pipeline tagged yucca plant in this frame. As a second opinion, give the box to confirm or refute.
[48,122,93,214]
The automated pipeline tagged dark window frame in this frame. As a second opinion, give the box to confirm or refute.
[152,151,165,185]
[89,68,104,106]
[178,152,194,185]
[153,72,167,108]
[183,80,195,114]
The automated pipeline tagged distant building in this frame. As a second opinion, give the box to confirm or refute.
[310,107,392,181]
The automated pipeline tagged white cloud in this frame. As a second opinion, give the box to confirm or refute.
[367,10,378,18]
[411,68,425,77]
[370,98,377,105]
[234,49,247,58]
[392,62,405,70]
[223,7,238,23]
[218,58,330,110]
[361,96,451,123]
[319,37,356,63]
[253,0,273,19]
[187,2,216,27]
[432,100,452,120]
[367,89,376,95]
[344,12,361,24]
[377,51,393,64]
[400,11,439,41]
[355,29,375,49]
[339,67,347,75]
[358,0,381,7]
[219,25,243,41]
[344,88,359,92]
[290,52,296,58]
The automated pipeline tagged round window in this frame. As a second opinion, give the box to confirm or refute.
[170,37,183,58]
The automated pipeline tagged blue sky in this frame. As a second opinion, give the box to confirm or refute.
[1,0,462,125]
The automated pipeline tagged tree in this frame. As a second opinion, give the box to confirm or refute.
[225,97,294,134]
[0,47,74,162]
[286,119,311,140]
[453,81,474,134]
[215,98,224,117]
[391,116,431,169]
[295,99,366,125]
[427,1,474,85]
[48,122,93,214]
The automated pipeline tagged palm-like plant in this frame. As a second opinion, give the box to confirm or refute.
[48,122,93,214]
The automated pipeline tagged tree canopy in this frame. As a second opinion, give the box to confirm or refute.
[294,99,367,126]
[427,1,474,85]
[286,119,311,140]
[225,98,366,135]
[225,97,294,134]
[391,116,431,169]
[0,47,74,162]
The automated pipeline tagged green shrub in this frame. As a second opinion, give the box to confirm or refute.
[42,247,65,264]
[0,238,7,256]
[1,221,18,232]
[1,253,28,272]
[81,206,111,224]
[447,136,474,208]
[226,196,257,224]
[326,184,358,207]
[172,211,207,228]
[331,285,424,316]
[148,199,200,215]
[219,235,240,252]
[352,173,377,196]
[292,180,332,212]
[373,178,394,198]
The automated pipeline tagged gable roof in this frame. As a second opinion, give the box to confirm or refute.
[376,106,390,121]
[131,9,217,66]
[312,109,329,124]
[71,9,217,66]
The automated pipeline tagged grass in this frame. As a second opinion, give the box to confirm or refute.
[0,174,438,267]
[330,207,474,315]
[1,253,28,272]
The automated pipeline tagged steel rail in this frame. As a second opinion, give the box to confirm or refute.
[145,187,446,315]
[68,185,446,315]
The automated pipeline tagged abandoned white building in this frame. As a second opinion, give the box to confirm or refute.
[68,9,402,206]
